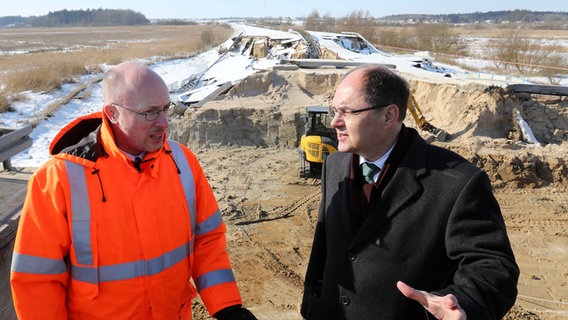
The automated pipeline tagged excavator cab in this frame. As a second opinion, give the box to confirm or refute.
[298,106,338,178]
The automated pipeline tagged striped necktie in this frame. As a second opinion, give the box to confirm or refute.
[361,162,380,184]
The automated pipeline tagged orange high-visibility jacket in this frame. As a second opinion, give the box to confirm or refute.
[11,112,242,319]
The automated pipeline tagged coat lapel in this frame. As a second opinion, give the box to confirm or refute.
[334,153,356,240]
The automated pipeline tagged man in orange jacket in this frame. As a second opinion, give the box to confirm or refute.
[11,61,257,320]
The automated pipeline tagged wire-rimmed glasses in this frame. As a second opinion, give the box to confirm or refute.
[111,102,174,121]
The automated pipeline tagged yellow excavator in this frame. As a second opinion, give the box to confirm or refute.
[298,106,338,178]
[298,96,448,178]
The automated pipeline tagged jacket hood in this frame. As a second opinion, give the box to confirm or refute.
[49,112,105,163]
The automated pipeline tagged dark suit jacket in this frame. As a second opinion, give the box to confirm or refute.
[301,127,519,320]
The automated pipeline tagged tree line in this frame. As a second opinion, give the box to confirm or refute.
[381,10,568,24]
[0,9,150,27]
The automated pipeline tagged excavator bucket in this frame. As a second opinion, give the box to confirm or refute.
[408,94,449,142]
[421,122,449,142]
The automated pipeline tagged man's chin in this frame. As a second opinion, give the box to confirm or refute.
[337,144,351,153]
[146,142,164,153]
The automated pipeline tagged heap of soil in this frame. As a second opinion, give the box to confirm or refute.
[170,68,568,190]
[167,67,568,320]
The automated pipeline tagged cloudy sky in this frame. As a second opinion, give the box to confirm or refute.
[3,0,567,19]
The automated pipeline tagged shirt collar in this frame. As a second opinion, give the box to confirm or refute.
[359,140,397,169]
[123,151,146,161]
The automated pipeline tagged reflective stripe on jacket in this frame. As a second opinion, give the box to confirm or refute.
[11,112,242,319]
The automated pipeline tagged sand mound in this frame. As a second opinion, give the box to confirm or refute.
[169,68,568,189]
[165,68,568,319]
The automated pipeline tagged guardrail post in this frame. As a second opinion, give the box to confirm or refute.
[0,126,33,171]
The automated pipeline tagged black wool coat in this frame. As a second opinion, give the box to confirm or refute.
[301,127,519,320]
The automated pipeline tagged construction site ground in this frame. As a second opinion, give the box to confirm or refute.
[175,67,568,320]
[1,67,568,320]
[190,146,568,320]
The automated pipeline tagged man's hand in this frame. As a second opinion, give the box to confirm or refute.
[396,281,467,320]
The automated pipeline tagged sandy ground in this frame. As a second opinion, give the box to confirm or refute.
[186,147,567,320]
[170,68,568,320]
[1,68,566,320]
[2,61,567,320]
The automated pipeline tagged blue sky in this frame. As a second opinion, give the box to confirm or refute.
[2,0,567,19]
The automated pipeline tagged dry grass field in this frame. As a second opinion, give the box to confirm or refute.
[0,24,232,111]
[371,24,568,82]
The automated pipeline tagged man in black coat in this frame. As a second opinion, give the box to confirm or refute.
[300,65,519,320]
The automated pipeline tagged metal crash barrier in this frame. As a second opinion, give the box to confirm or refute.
[0,126,33,171]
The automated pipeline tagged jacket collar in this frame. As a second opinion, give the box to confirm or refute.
[50,112,105,166]
[49,111,166,169]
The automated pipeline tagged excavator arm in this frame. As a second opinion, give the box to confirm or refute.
[407,94,449,141]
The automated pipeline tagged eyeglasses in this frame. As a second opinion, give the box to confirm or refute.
[111,102,174,121]
[328,104,390,119]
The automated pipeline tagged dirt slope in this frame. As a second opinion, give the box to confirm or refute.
[168,67,568,320]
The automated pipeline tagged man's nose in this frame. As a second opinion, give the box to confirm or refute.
[330,113,344,128]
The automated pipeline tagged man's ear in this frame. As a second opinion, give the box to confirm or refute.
[103,104,118,124]
[383,104,399,125]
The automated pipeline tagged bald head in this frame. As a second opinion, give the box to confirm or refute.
[102,61,169,108]
[101,61,171,155]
